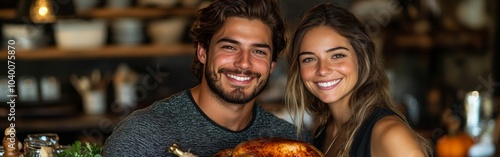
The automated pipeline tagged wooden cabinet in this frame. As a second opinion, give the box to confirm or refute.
[78,7,197,19]
[0,6,198,60]
[0,44,194,60]
[0,5,199,144]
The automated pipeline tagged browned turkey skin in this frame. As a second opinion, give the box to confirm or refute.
[213,137,325,157]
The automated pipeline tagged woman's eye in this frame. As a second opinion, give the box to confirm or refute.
[332,54,345,58]
[301,58,314,63]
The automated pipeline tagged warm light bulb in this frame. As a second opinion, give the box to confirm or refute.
[30,0,56,23]
[38,6,48,16]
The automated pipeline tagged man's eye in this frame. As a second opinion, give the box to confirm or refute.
[255,50,266,55]
[222,46,236,50]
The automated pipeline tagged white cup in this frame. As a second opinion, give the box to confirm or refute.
[41,76,61,102]
[107,0,132,8]
[115,83,136,108]
[82,90,106,115]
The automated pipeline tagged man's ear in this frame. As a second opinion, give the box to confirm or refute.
[270,61,276,74]
[197,43,207,64]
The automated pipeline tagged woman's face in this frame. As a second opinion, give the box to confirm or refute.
[298,26,358,106]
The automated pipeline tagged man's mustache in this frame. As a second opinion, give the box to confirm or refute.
[218,68,261,78]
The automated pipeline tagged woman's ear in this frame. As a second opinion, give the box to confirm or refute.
[197,43,207,64]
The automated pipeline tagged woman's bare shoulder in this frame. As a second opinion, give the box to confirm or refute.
[370,115,426,157]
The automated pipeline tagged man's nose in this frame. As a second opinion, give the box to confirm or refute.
[234,51,252,70]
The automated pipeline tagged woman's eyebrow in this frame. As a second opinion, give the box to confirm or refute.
[298,46,349,56]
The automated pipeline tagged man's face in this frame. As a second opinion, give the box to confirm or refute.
[199,17,276,104]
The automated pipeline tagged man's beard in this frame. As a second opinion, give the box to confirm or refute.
[205,66,269,104]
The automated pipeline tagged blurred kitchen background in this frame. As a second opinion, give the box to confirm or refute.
[0,0,498,155]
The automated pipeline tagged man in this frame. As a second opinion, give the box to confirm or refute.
[102,0,306,156]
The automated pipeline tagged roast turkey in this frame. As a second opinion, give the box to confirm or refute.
[169,137,325,157]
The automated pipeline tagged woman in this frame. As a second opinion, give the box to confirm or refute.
[285,3,432,157]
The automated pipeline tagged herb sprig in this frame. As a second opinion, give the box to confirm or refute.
[57,141,102,157]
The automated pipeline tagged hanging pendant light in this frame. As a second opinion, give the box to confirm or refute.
[30,0,55,23]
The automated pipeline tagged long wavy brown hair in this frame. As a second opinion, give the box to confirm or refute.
[285,3,432,156]
[189,0,286,82]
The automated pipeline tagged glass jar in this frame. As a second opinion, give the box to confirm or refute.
[24,140,55,157]
[23,133,59,157]
[24,133,59,149]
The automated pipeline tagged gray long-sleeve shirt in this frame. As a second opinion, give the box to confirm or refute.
[103,90,307,157]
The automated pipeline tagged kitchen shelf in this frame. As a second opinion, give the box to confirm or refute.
[385,31,487,51]
[77,7,198,19]
[0,8,16,19]
[0,7,198,20]
[1,114,122,132]
[1,44,195,60]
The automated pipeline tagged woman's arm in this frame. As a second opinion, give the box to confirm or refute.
[370,115,427,157]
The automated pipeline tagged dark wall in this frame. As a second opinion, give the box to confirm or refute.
[495,0,500,98]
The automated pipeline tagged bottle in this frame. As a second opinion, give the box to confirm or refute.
[468,120,495,157]
[3,127,22,157]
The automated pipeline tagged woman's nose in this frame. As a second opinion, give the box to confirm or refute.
[316,61,332,76]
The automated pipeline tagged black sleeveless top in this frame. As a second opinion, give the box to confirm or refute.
[313,108,397,157]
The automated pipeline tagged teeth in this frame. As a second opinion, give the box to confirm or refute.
[333,79,340,84]
[227,74,251,81]
[317,79,340,87]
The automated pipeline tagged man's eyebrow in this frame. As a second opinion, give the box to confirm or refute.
[216,38,271,50]
[253,43,271,50]
[216,38,240,45]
